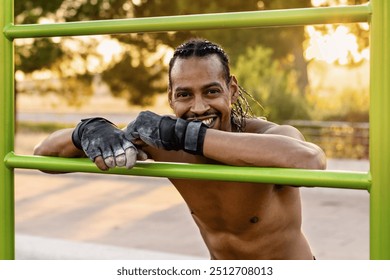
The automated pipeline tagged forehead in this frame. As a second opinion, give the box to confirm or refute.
[170,55,225,89]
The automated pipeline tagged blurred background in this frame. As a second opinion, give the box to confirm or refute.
[14,0,370,260]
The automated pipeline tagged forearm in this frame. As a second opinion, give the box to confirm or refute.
[33,128,85,158]
[202,129,326,169]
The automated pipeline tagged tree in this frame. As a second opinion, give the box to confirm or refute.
[131,0,312,94]
[233,46,310,122]
[15,1,64,73]
[15,0,310,104]
[14,0,318,107]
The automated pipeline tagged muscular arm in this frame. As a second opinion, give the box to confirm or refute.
[202,122,326,170]
[34,128,85,158]
[33,128,86,173]
[125,111,326,170]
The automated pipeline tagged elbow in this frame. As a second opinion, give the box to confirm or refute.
[287,145,326,170]
[302,146,327,170]
[33,141,57,157]
[33,143,45,156]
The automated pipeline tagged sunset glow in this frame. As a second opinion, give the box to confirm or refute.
[305,25,369,65]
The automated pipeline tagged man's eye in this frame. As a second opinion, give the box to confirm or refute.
[207,89,220,95]
[176,92,190,98]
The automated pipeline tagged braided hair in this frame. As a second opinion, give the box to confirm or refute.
[168,39,259,132]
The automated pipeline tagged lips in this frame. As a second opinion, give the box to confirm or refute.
[187,115,218,128]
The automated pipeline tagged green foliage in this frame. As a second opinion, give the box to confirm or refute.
[61,74,94,107]
[131,0,312,94]
[306,60,369,122]
[233,45,310,122]
[15,38,63,73]
[15,1,64,24]
[14,0,313,107]
[322,88,369,122]
[101,52,166,106]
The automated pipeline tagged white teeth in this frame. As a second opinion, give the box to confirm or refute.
[202,118,213,126]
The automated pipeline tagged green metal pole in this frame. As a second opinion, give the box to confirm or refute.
[0,0,15,259]
[4,153,371,190]
[370,0,390,260]
[4,4,370,39]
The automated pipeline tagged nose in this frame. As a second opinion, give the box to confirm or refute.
[190,96,210,115]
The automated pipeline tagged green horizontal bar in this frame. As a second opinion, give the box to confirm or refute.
[4,4,370,39]
[4,152,371,190]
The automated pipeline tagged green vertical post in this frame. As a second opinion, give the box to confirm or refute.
[0,0,15,259]
[370,0,390,260]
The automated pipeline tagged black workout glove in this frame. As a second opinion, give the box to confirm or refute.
[124,111,208,155]
[72,117,138,168]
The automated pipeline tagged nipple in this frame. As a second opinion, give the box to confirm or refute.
[250,216,259,224]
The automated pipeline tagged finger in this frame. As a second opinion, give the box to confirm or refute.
[132,139,145,146]
[115,154,126,167]
[125,147,137,169]
[104,156,116,168]
[113,146,126,167]
[94,156,109,171]
[137,149,148,161]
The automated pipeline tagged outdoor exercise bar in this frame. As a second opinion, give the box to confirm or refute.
[4,4,370,39]
[0,0,15,261]
[368,0,390,259]
[1,0,389,260]
[4,152,371,190]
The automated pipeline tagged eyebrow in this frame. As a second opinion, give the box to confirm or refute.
[174,82,223,93]
[202,82,224,90]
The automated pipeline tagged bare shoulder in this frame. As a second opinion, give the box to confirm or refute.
[244,118,305,140]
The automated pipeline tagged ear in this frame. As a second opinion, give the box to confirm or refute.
[230,75,239,104]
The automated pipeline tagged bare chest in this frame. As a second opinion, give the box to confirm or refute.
[171,178,296,231]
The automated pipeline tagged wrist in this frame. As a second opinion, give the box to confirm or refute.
[158,117,208,155]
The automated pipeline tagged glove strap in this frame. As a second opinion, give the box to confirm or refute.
[183,121,208,155]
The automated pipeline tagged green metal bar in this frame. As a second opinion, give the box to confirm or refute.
[5,153,371,190]
[0,0,15,260]
[369,0,390,260]
[4,4,370,39]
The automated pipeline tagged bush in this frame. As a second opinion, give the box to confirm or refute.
[232,45,310,123]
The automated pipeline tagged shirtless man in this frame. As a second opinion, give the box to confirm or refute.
[34,39,326,260]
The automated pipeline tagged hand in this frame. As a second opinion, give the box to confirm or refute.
[124,111,208,155]
[72,117,140,170]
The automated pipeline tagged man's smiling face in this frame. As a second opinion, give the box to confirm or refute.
[168,55,238,132]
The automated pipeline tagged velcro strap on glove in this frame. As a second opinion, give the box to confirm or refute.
[183,121,208,155]
[158,116,207,155]
[159,116,180,150]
